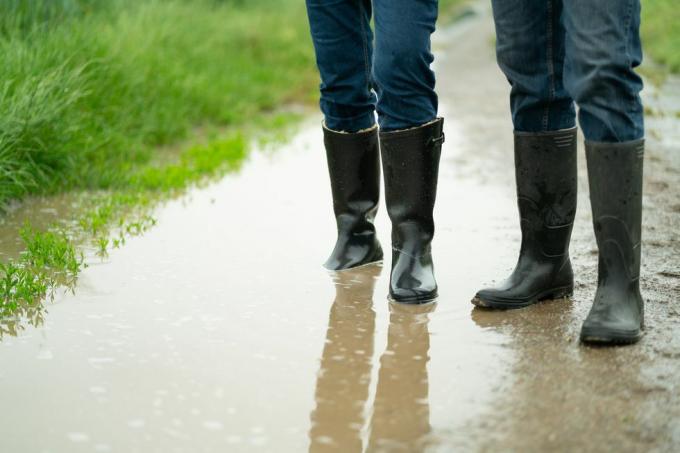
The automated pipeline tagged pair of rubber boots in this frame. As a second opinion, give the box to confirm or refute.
[324,122,645,345]
[472,128,645,345]
[323,118,444,305]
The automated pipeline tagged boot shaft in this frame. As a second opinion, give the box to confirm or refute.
[586,140,644,285]
[323,124,381,229]
[379,118,444,245]
[514,128,577,259]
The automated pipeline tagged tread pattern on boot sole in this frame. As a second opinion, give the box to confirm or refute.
[580,326,643,345]
[471,286,573,310]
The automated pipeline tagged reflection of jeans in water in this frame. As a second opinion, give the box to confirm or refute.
[492,0,644,142]
[309,267,432,452]
[305,0,439,132]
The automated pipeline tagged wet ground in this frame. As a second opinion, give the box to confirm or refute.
[1,4,679,453]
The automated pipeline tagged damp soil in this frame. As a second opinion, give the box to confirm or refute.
[0,3,679,453]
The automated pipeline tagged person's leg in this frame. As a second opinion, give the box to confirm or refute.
[306,0,383,270]
[473,0,579,309]
[562,0,644,142]
[372,0,438,131]
[306,0,376,132]
[562,0,645,344]
[492,0,575,133]
[373,0,444,303]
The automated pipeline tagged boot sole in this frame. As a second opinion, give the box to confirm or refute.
[388,291,438,306]
[580,326,643,345]
[471,286,573,310]
[326,257,384,272]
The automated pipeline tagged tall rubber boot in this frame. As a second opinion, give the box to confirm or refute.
[472,128,578,309]
[380,118,444,304]
[323,124,383,271]
[580,140,645,345]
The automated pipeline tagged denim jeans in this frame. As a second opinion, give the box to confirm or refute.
[492,0,644,142]
[305,0,439,132]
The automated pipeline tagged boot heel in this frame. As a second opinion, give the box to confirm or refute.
[549,286,573,299]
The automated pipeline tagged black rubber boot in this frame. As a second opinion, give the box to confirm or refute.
[580,140,645,345]
[323,124,383,271]
[472,128,577,309]
[380,118,444,304]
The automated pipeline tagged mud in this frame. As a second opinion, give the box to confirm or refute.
[0,3,679,453]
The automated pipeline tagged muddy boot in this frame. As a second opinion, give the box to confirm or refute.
[580,140,645,345]
[323,124,383,271]
[472,128,577,309]
[380,118,444,304]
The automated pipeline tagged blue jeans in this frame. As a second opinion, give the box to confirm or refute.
[305,0,439,132]
[492,0,644,142]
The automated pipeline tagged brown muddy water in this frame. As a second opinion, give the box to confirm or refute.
[1,4,679,453]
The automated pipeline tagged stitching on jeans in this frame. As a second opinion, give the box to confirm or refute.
[623,0,640,139]
[544,0,556,132]
[358,1,371,97]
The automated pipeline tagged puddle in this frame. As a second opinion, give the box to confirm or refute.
[1,3,679,452]
[0,193,84,261]
[0,122,515,452]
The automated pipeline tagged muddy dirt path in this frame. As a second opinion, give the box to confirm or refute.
[1,4,678,453]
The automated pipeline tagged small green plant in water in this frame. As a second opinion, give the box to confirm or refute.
[0,225,84,337]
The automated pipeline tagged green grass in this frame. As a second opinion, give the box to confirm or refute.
[0,0,317,326]
[0,0,316,206]
[439,0,471,21]
[642,0,680,73]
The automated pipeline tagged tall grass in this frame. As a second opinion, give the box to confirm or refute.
[0,0,316,207]
[642,0,680,73]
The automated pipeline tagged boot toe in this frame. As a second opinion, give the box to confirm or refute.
[580,316,642,345]
[472,287,534,309]
[580,291,644,345]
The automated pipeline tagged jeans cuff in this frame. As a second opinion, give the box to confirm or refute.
[324,112,376,134]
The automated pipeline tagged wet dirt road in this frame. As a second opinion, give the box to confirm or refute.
[1,4,679,453]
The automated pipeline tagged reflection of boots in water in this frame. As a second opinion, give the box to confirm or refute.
[367,303,435,452]
[309,264,382,452]
[470,299,573,336]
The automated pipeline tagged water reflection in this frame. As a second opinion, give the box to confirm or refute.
[469,299,658,451]
[1,302,46,339]
[309,265,379,452]
[367,302,434,452]
[309,264,434,452]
